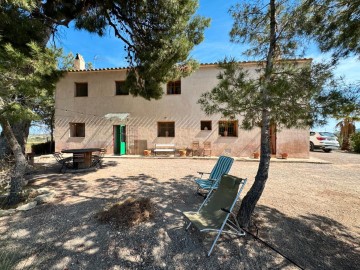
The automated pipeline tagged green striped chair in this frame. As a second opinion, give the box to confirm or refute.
[184,174,247,256]
[195,156,234,193]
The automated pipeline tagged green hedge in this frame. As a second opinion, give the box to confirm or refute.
[31,141,54,155]
[350,132,360,153]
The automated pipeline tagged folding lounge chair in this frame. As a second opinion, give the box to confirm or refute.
[195,156,234,194]
[184,174,247,256]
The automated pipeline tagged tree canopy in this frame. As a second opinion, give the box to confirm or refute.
[198,59,342,130]
[299,0,360,62]
[0,42,62,123]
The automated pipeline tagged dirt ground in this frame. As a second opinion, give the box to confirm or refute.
[0,151,359,270]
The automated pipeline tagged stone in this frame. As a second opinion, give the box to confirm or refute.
[37,188,51,194]
[0,209,16,217]
[33,192,55,204]
[16,201,37,211]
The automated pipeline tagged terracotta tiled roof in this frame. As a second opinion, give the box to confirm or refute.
[68,58,312,72]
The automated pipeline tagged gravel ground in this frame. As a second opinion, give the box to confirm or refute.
[0,151,359,270]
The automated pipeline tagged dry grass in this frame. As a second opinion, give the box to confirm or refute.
[95,197,155,227]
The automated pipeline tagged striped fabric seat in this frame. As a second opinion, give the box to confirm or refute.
[195,156,234,191]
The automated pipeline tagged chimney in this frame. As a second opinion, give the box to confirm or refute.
[74,53,85,70]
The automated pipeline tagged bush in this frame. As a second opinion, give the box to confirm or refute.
[350,132,360,153]
[31,141,54,155]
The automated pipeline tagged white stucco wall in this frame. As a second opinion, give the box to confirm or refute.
[54,62,309,158]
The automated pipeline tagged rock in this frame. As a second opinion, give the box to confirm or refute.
[33,192,55,204]
[37,188,51,194]
[0,209,16,217]
[16,201,37,211]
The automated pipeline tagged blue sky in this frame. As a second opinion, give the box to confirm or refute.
[43,0,359,134]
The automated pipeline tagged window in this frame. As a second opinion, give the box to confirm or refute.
[167,80,181,94]
[75,83,88,97]
[218,120,238,137]
[115,81,129,95]
[201,121,212,131]
[70,123,85,137]
[158,122,175,137]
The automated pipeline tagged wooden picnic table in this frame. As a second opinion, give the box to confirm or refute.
[61,148,101,169]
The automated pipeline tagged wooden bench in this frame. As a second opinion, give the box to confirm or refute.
[153,144,176,156]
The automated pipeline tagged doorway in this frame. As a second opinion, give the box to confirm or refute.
[114,125,126,155]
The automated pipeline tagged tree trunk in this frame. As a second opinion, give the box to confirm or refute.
[0,118,28,205]
[237,0,276,228]
[50,110,55,152]
[0,120,30,157]
[237,111,271,228]
[340,119,355,151]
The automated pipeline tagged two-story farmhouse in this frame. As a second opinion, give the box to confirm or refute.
[54,56,310,158]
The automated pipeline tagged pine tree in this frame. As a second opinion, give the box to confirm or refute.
[0,42,63,205]
[198,0,352,227]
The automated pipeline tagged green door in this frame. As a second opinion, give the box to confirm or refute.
[114,126,120,155]
[120,125,126,155]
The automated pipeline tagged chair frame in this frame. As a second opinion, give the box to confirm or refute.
[92,148,106,168]
[195,156,234,194]
[53,152,73,173]
[191,141,200,156]
[203,141,211,156]
[186,177,247,256]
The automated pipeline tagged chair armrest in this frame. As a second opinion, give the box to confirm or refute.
[197,171,210,177]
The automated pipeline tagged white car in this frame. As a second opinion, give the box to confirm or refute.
[310,131,340,152]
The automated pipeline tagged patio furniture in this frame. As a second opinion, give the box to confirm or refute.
[195,156,234,195]
[203,141,211,156]
[73,153,85,169]
[25,152,35,166]
[191,141,200,156]
[153,144,176,156]
[184,174,247,256]
[62,148,101,169]
[53,152,73,173]
[92,148,106,168]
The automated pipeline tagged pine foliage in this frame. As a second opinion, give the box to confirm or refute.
[0,42,63,123]
[299,0,360,62]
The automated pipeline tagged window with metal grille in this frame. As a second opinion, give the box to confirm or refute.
[69,123,85,137]
[115,81,129,95]
[157,122,175,137]
[167,80,181,94]
[75,83,88,97]
[218,120,238,137]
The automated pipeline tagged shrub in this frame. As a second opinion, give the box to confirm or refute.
[31,141,54,155]
[350,132,360,153]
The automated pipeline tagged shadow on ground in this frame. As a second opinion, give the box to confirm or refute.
[0,161,358,269]
[252,205,359,270]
